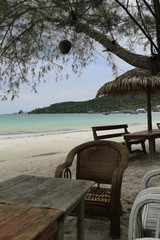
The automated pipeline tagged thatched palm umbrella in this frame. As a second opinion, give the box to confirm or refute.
[96,68,160,131]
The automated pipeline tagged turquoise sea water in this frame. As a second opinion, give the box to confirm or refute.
[0,113,160,138]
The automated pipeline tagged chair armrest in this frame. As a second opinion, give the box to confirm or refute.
[55,142,105,178]
[141,169,160,190]
[54,163,69,178]
[128,194,160,240]
[54,144,83,178]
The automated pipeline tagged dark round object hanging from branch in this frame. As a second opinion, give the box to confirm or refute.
[59,40,72,54]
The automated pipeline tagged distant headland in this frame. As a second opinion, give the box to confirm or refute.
[28,94,160,114]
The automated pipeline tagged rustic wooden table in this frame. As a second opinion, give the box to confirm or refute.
[124,129,160,161]
[0,175,94,240]
[0,203,62,240]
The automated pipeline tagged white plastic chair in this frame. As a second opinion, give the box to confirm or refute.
[140,169,160,236]
[128,169,160,239]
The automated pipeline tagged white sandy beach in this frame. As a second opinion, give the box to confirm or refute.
[1,125,160,240]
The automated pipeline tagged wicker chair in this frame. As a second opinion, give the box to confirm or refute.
[55,140,129,238]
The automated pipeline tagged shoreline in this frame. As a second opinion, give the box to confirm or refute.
[0,128,91,140]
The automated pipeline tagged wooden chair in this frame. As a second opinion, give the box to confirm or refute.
[55,140,129,239]
[92,124,146,153]
[156,123,160,129]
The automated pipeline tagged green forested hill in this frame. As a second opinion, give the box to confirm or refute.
[29,94,160,114]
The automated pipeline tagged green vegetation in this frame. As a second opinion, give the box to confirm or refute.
[29,94,160,114]
[1,1,160,100]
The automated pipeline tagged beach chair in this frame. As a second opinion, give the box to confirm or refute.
[128,169,160,239]
[55,140,129,239]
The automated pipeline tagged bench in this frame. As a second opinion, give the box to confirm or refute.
[92,124,146,153]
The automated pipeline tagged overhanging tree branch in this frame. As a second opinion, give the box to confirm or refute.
[0,19,42,57]
[153,0,160,52]
[33,11,153,70]
[136,0,154,55]
[115,0,159,54]
[142,0,156,18]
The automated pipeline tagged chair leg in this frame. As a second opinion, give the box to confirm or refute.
[125,141,132,153]
[141,141,146,153]
[128,143,132,153]
[110,216,120,239]
[110,205,121,239]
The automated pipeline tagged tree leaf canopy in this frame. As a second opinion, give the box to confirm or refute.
[0,0,159,99]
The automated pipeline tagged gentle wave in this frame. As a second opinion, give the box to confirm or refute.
[0,129,91,140]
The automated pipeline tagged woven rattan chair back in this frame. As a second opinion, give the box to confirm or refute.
[55,140,129,239]
[76,141,123,184]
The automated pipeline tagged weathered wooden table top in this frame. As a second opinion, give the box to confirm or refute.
[0,175,94,240]
[124,129,160,139]
[0,175,94,215]
[0,203,62,240]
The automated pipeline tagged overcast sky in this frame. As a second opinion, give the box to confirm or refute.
[0,51,133,115]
